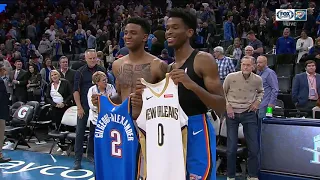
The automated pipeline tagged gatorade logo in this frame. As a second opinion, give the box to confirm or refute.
[17,107,29,119]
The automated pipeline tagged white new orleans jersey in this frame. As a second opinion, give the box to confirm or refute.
[136,74,188,180]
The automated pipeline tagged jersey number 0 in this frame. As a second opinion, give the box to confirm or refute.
[111,130,122,157]
[158,123,164,146]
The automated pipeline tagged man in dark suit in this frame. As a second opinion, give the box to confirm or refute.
[0,64,11,162]
[9,60,27,103]
[58,56,76,91]
[292,60,320,116]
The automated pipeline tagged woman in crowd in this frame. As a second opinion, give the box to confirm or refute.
[296,31,314,63]
[40,57,55,85]
[26,64,42,101]
[87,71,116,157]
[46,70,72,130]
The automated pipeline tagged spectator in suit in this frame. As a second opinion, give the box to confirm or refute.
[9,60,28,103]
[58,56,76,91]
[0,64,10,163]
[292,60,320,117]
[73,49,106,170]
[46,70,73,130]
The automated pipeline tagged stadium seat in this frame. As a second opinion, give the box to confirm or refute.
[5,104,35,149]
[276,54,295,64]
[66,54,73,61]
[264,54,276,68]
[278,77,291,93]
[27,104,52,143]
[73,54,80,61]
[276,64,294,77]
[277,93,296,110]
[9,101,24,118]
[216,118,247,176]
[52,61,59,68]
[48,106,77,155]
[274,99,285,117]
[294,63,304,75]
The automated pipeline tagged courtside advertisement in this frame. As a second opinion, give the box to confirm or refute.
[276,9,307,21]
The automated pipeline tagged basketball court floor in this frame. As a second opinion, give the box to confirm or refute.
[0,150,95,180]
[0,149,241,180]
[0,140,240,180]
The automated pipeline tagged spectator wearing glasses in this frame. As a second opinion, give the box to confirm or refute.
[235,45,256,71]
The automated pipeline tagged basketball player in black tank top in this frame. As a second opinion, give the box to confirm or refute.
[166,8,225,180]
[135,8,225,179]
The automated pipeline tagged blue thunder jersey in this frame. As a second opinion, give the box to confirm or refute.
[94,96,140,180]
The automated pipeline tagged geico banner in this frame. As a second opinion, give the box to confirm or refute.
[0,161,95,179]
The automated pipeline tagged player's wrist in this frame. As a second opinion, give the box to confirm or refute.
[188,81,198,91]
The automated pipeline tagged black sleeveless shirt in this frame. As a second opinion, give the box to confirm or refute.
[174,49,208,116]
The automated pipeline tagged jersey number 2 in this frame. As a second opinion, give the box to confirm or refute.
[110,130,122,158]
[158,123,164,146]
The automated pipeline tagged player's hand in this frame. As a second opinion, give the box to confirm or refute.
[91,94,100,108]
[226,105,234,119]
[130,93,142,108]
[169,69,196,90]
[249,100,260,112]
[135,78,146,95]
[77,106,85,119]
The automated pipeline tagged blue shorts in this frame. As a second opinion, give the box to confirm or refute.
[186,114,216,180]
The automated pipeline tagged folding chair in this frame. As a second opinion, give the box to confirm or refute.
[5,105,35,149]
[27,103,52,143]
[48,106,77,154]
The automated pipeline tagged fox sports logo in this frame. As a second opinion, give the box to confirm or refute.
[276,9,294,21]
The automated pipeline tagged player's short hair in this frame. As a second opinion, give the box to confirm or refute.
[92,71,107,84]
[168,8,197,32]
[126,17,151,34]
